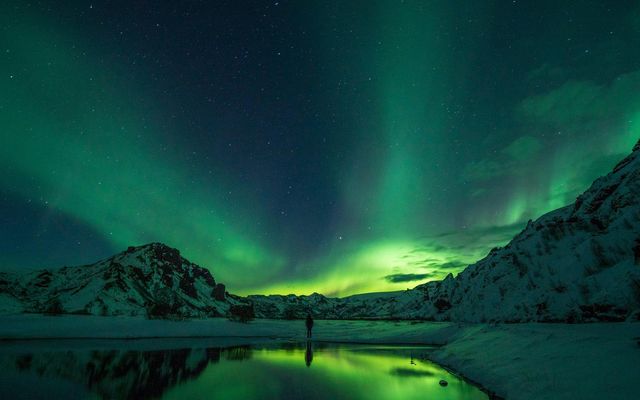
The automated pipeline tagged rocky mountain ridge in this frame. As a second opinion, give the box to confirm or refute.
[396,139,640,322]
[250,140,640,322]
[0,242,247,318]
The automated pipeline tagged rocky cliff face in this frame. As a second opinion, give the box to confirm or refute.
[0,243,246,318]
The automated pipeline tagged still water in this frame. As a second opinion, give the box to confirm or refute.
[0,341,488,399]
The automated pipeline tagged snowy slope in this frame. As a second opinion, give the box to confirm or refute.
[0,243,246,318]
[247,289,422,319]
[404,139,640,322]
[251,140,640,322]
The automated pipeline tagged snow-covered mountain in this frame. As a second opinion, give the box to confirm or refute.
[0,243,247,318]
[406,140,640,322]
[247,291,406,319]
[250,140,640,322]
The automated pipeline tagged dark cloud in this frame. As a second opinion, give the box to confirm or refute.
[426,261,468,270]
[384,273,434,283]
[418,222,524,253]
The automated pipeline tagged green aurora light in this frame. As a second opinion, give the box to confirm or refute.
[1,2,639,296]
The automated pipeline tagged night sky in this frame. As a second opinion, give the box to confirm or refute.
[1,1,639,296]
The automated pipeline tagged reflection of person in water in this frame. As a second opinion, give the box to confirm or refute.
[305,313,314,339]
[305,341,313,367]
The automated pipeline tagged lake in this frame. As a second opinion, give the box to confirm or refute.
[0,340,488,399]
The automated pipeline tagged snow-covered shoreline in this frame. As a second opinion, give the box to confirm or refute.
[430,322,640,400]
[0,315,638,400]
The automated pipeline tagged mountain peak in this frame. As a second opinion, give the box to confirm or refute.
[123,242,183,267]
[0,241,242,318]
[125,242,178,253]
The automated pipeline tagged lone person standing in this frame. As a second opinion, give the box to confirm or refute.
[305,313,314,339]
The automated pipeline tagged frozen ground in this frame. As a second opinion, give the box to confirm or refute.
[430,323,640,400]
[0,315,638,400]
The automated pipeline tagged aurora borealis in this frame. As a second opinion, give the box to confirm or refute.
[1,1,639,296]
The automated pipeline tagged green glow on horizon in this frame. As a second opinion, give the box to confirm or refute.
[251,241,449,296]
[249,233,505,297]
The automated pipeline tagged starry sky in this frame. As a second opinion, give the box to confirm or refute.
[1,1,639,296]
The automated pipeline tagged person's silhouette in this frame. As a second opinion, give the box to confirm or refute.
[305,341,313,367]
[305,313,314,339]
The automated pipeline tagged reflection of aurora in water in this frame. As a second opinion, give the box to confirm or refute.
[0,343,487,399]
